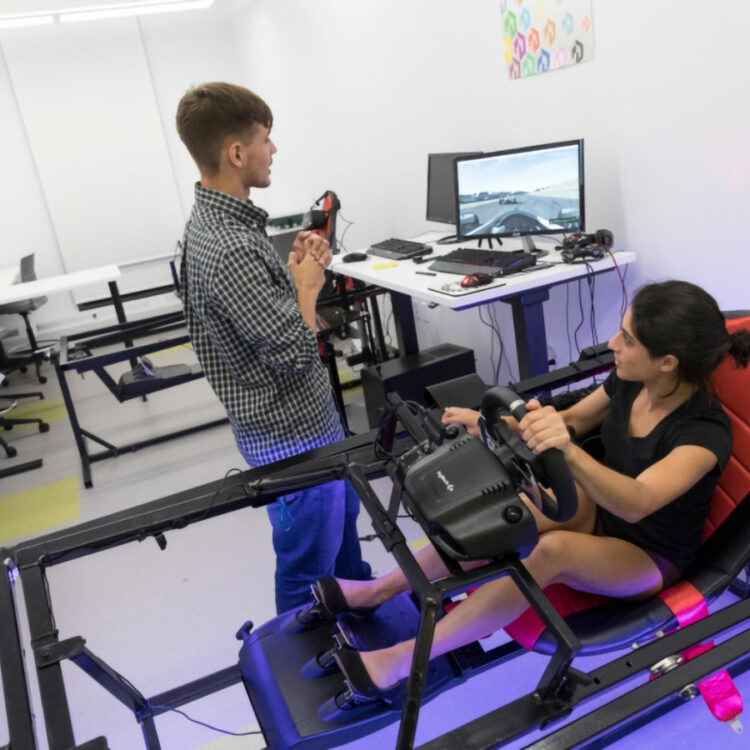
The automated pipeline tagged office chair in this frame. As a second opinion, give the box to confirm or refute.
[0,254,53,384]
[0,392,47,478]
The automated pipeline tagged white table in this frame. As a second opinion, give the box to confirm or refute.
[331,232,636,378]
[0,265,121,306]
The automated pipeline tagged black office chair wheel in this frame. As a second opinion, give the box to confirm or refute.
[4,425,12,431]
[38,375,47,384]
[19,366,27,374]
[5,445,17,458]
[39,423,50,433]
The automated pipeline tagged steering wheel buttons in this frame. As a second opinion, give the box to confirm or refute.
[503,505,523,524]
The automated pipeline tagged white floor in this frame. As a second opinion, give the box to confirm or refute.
[2,342,749,749]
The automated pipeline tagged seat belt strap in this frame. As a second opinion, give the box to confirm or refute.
[658,581,743,731]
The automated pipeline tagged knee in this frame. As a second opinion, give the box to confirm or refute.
[527,531,576,578]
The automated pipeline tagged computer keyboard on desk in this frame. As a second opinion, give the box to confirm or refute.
[429,248,537,276]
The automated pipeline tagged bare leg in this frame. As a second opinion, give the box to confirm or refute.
[337,484,597,609]
[337,543,477,609]
[359,529,665,689]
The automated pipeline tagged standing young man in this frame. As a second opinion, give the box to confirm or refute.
[175,82,370,612]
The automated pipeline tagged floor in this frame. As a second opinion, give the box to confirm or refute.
[1,339,749,750]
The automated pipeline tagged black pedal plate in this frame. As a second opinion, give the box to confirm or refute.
[238,593,455,749]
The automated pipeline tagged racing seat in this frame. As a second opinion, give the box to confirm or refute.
[508,314,750,655]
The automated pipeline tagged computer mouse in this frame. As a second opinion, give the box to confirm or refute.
[342,252,368,263]
[460,273,494,288]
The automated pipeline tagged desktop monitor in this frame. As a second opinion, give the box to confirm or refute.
[426,151,482,224]
[454,140,584,246]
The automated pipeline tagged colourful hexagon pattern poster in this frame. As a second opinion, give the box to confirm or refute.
[501,0,594,79]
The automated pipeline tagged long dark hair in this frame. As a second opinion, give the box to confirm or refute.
[631,281,750,391]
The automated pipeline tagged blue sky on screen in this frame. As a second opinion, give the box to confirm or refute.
[458,144,579,196]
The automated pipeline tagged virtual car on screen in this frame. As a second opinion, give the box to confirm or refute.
[459,211,480,234]
[466,208,555,236]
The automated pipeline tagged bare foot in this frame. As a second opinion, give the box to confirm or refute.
[359,647,408,690]
[337,578,382,609]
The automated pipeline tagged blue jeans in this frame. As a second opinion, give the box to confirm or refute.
[266,480,372,613]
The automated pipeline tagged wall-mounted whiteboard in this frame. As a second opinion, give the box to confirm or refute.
[1,19,184,301]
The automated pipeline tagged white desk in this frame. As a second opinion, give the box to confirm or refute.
[0,265,121,306]
[331,233,635,378]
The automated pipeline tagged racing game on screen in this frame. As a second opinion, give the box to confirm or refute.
[455,141,583,238]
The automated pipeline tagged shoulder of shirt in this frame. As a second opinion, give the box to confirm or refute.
[194,201,262,233]
[684,389,732,424]
[191,204,269,252]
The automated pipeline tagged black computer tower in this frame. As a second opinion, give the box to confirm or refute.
[361,343,476,428]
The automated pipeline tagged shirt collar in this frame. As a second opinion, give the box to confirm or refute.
[193,182,268,230]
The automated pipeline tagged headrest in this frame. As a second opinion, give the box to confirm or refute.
[703,314,750,540]
[712,315,750,426]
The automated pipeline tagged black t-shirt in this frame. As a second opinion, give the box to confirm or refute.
[596,371,732,571]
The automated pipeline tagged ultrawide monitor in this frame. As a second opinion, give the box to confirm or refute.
[454,140,584,240]
[426,151,481,224]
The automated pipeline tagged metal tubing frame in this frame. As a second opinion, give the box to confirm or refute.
[4,426,750,750]
[52,319,229,488]
[419,595,750,750]
[0,556,37,750]
[5,435,378,749]
[18,564,76,750]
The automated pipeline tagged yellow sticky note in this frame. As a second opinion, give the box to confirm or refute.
[373,261,398,270]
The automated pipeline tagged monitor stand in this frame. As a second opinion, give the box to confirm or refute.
[521,235,548,258]
[477,237,502,249]
[437,234,459,245]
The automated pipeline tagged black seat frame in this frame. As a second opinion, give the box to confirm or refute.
[2,351,750,750]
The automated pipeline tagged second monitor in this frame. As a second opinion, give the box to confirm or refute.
[426,151,482,225]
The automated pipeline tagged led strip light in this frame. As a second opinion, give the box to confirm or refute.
[0,0,214,29]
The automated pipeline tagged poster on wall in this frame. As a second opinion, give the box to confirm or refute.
[501,0,594,79]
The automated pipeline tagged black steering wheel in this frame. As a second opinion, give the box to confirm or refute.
[480,386,578,522]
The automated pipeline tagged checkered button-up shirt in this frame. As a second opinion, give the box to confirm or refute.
[180,184,344,467]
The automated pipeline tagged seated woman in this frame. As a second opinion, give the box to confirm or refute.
[316,280,750,701]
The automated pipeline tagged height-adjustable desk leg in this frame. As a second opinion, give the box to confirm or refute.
[504,287,551,379]
[391,291,419,356]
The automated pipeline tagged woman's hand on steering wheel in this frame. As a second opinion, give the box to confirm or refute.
[519,399,573,459]
[442,407,481,437]
[443,407,522,439]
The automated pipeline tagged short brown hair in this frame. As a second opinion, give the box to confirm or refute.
[175,82,273,175]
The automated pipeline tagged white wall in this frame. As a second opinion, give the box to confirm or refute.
[227,0,750,381]
[2,0,749,379]
[0,1,242,334]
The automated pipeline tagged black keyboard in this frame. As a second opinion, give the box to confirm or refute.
[368,237,431,260]
[429,248,537,276]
